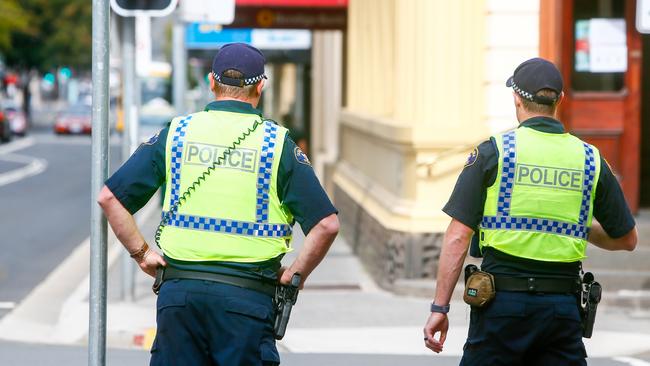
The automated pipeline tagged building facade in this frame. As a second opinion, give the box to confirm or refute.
[332,0,648,287]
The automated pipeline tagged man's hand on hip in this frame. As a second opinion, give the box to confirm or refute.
[136,248,167,278]
[424,312,448,353]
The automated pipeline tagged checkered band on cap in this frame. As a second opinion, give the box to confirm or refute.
[480,131,595,240]
[163,212,292,238]
[213,72,266,86]
[256,121,278,223]
[169,115,193,206]
[511,82,535,102]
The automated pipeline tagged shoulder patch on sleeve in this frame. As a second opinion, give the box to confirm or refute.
[464,147,479,167]
[144,130,161,145]
[294,146,311,166]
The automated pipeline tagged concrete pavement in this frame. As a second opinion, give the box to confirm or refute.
[0,159,649,364]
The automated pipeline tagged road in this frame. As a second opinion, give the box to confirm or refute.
[0,130,120,318]
[0,340,645,366]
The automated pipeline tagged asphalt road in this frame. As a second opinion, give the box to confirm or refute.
[0,341,642,366]
[0,130,120,318]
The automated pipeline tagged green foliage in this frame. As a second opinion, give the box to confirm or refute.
[0,0,31,50]
[0,0,92,71]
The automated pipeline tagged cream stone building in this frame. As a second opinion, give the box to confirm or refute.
[309,0,543,287]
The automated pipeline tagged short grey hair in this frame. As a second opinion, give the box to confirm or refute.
[213,69,258,99]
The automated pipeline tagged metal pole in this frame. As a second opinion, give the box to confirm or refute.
[120,16,136,302]
[89,0,110,364]
[172,15,186,114]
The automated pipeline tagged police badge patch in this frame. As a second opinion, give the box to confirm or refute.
[144,130,161,145]
[465,147,479,167]
[294,146,311,166]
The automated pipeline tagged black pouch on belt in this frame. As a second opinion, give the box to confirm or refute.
[463,264,496,308]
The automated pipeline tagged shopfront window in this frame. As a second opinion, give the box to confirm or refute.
[572,0,626,92]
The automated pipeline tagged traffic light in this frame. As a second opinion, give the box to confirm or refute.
[59,67,72,80]
[110,0,178,17]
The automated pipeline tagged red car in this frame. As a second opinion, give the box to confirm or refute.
[54,104,92,135]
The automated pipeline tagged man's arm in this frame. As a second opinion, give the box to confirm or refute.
[97,186,166,277]
[280,213,339,287]
[424,218,474,353]
[588,219,637,251]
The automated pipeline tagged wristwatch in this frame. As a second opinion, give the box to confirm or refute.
[430,302,450,314]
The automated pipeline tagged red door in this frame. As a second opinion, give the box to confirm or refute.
[542,0,642,212]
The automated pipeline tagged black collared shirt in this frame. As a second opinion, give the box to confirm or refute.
[443,116,636,278]
[105,100,337,282]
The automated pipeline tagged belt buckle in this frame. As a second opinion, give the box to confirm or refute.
[527,277,537,292]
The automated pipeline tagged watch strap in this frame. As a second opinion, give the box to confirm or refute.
[430,302,450,314]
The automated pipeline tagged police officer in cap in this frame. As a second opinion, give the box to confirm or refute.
[98,42,339,365]
[422,57,637,365]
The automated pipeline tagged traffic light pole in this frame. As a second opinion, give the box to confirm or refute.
[120,15,137,302]
[172,14,187,114]
[90,0,110,364]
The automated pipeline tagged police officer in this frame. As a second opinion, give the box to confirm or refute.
[98,43,339,366]
[422,58,637,365]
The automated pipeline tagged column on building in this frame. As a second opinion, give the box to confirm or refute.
[334,0,490,287]
[311,30,344,189]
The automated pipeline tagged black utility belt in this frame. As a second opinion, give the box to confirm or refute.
[153,266,277,297]
[494,275,581,294]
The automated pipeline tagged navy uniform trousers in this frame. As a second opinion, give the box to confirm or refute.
[150,279,280,366]
[460,291,587,366]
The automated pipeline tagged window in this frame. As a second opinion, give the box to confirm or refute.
[572,0,626,92]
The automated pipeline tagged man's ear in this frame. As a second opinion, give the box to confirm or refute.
[256,79,265,95]
[513,92,522,108]
[556,91,565,106]
[209,73,217,92]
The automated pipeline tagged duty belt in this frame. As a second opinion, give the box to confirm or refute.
[160,267,277,297]
[494,275,581,294]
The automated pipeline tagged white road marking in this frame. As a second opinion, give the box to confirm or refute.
[0,137,34,155]
[0,153,48,187]
[0,302,15,310]
[614,357,650,366]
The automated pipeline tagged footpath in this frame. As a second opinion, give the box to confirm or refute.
[1,199,650,365]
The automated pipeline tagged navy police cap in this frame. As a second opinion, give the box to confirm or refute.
[506,58,563,105]
[212,43,267,87]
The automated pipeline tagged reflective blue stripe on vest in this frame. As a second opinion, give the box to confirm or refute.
[255,122,278,223]
[167,119,284,238]
[162,211,292,238]
[578,143,597,226]
[170,115,193,206]
[481,131,596,240]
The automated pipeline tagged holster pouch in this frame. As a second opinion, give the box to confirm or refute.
[579,272,602,338]
[463,264,496,308]
[273,273,301,340]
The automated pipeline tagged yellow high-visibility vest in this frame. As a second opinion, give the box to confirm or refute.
[159,110,293,263]
[480,126,601,262]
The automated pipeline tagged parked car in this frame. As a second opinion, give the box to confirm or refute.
[2,101,27,136]
[0,109,11,143]
[54,103,92,135]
